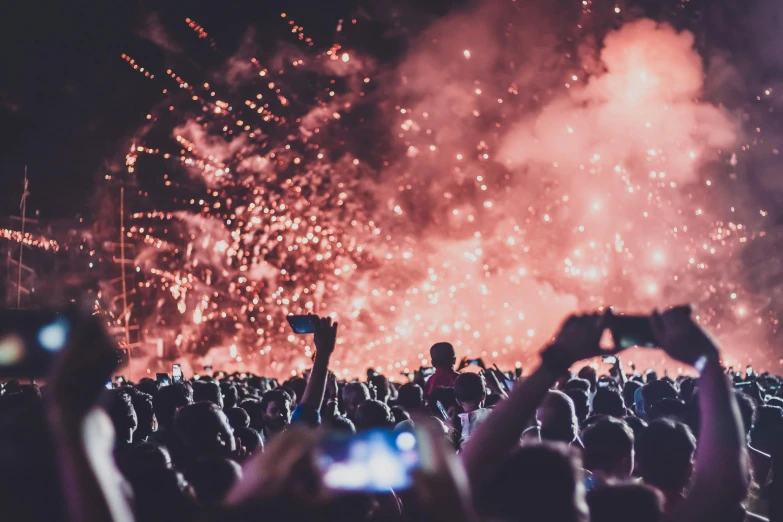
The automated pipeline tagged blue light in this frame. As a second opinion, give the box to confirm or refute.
[38,319,69,351]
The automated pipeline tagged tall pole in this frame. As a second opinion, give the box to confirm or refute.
[120,186,132,379]
[17,166,28,309]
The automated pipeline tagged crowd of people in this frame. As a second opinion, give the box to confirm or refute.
[1,306,783,522]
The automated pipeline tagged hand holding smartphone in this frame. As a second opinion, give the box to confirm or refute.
[287,315,317,334]
[606,310,659,350]
[314,428,421,492]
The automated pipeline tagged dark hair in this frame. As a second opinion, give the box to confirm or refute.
[260,389,292,414]
[564,378,591,393]
[284,377,307,403]
[128,389,155,441]
[118,443,173,479]
[153,383,193,430]
[129,468,201,522]
[565,388,590,423]
[428,387,458,417]
[193,381,223,407]
[538,390,578,444]
[397,383,424,411]
[477,442,586,522]
[324,413,357,433]
[429,342,456,368]
[369,373,391,401]
[184,458,242,507]
[225,407,251,430]
[750,405,783,454]
[623,415,648,455]
[577,366,597,391]
[587,483,664,522]
[641,380,678,413]
[239,399,264,431]
[582,417,634,475]
[355,400,395,430]
[454,373,486,403]
[592,387,625,418]
[220,382,239,409]
[390,406,411,424]
[637,419,696,492]
[647,398,687,422]
[234,426,264,455]
[735,391,757,434]
[622,381,642,412]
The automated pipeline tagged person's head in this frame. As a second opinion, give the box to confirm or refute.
[750,405,783,455]
[477,442,588,522]
[354,399,395,430]
[326,413,357,433]
[453,373,486,413]
[153,382,193,432]
[390,406,411,425]
[647,398,687,423]
[239,399,264,431]
[428,386,459,418]
[641,380,678,415]
[369,373,391,403]
[173,401,236,462]
[193,380,224,409]
[537,390,578,444]
[564,378,591,393]
[587,483,664,522]
[105,390,137,444]
[118,443,173,479]
[577,366,598,392]
[637,418,696,493]
[260,389,293,435]
[342,382,370,421]
[234,426,264,456]
[128,467,201,522]
[582,417,635,478]
[220,382,239,409]
[735,391,757,435]
[622,381,642,412]
[397,383,424,413]
[185,458,243,507]
[429,342,456,369]
[225,407,251,431]
[623,415,648,457]
[136,378,159,397]
[128,389,157,442]
[565,388,590,424]
[592,387,625,418]
[285,377,307,404]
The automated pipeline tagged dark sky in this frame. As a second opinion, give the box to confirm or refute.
[1,0,780,220]
[0,0,415,219]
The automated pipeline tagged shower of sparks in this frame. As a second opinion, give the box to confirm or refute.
[110,5,775,377]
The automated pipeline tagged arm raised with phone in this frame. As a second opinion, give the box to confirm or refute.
[294,315,338,426]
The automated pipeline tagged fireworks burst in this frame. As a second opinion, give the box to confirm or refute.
[114,1,775,378]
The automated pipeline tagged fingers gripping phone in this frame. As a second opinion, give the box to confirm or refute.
[314,428,421,492]
[287,315,317,334]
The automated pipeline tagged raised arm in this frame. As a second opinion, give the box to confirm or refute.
[298,316,338,414]
[652,307,749,522]
[460,314,609,491]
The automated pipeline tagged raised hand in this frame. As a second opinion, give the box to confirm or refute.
[313,315,338,360]
[545,312,612,369]
[649,305,718,367]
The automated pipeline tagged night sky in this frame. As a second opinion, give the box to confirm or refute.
[2,0,782,218]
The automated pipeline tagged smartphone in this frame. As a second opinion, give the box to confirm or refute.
[314,428,421,492]
[172,364,183,383]
[435,400,449,421]
[609,314,658,349]
[203,365,213,374]
[602,355,617,365]
[0,309,74,377]
[467,359,481,366]
[287,315,316,334]
[746,366,754,377]
[105,380,114,390]
[115,375,125,383]
[156,373,171,386]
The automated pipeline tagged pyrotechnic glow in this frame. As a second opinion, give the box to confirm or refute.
[113,4,773,376]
